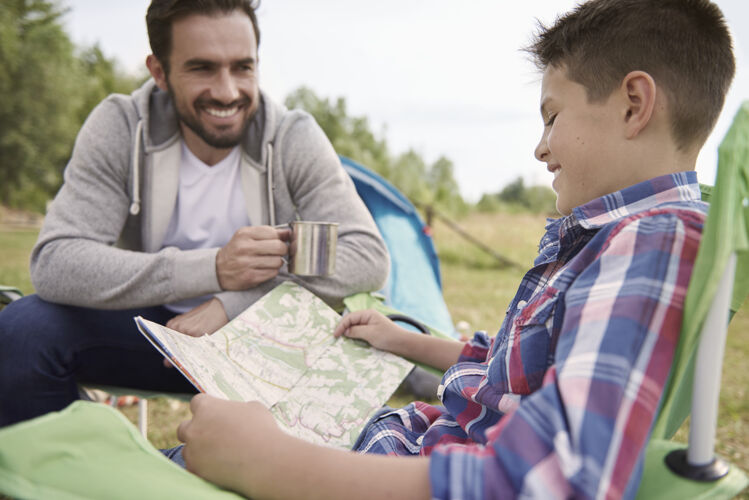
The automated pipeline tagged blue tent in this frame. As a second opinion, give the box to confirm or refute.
[340,156,456,338]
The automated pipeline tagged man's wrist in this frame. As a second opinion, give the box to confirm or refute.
[214,247,228,290]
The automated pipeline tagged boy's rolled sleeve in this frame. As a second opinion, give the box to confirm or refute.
[457,332,494,364]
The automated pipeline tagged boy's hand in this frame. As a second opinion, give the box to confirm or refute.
[336,309,465,372]
[333,309,407,352]
[216,226,291,290]
[177,394,288,497]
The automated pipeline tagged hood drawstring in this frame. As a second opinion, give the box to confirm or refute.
[129,122,272,222]
[129,120,144,216]
[267,142,275,226]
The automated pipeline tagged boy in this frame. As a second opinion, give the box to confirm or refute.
[170,0,735,498]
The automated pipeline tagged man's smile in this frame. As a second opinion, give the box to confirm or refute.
[204,106,241,118]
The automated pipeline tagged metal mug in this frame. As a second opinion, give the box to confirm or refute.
[287,221,339,276]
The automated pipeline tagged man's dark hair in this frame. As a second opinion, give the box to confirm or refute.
[146,0,260,75]
[527,0,735,151]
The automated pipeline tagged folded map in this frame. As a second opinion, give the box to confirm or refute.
[135,281,414,449]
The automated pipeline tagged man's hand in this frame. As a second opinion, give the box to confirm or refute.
[216,226,291,290]
[166,297,228,337]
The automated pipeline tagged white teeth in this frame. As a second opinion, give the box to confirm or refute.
[205,107,238,118]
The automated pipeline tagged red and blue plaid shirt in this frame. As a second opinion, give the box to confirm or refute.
[354,172,707,499]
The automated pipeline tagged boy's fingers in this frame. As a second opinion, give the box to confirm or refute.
[333,311,370,337]
[190,393,210,414]
[177,419,191,443]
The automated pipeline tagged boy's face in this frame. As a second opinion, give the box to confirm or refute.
[535,66,627,215]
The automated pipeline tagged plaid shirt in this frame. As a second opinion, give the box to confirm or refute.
[354,172,707,499]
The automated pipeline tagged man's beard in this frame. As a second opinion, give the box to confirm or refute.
[168,85,253,149]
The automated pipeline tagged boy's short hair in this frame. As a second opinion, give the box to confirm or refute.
[146,0,261,75]
[527,0,735,151]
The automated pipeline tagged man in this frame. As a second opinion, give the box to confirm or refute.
[0,0,388,426]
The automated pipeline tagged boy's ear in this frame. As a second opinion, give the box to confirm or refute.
[620,71,657,139]
[146,55,169,92]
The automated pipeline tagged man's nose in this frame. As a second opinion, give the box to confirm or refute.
[212,68,240,103]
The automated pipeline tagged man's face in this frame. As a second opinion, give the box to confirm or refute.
[151,10,260,161]
[534,66,627,215]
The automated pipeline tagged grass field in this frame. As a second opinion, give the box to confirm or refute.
[1,212,747,496]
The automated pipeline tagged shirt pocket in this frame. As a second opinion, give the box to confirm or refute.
[489,287,561,394]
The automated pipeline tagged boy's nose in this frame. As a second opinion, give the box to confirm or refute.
[534,137,549,162]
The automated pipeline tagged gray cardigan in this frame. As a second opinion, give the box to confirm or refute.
[31,79,389,318]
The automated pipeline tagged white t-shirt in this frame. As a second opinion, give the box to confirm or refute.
[162,142,250,313]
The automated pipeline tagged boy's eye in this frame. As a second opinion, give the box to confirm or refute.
[544,114,557,127]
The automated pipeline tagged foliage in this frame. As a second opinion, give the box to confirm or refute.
[477,176,557,215]
[0,0,139,212]
[285,86,467,215]
[426,156,468,215]
[285,87,391,178]
[0,0,78,210]
[0,2,536,220]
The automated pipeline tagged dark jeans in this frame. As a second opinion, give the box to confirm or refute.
[0,294,197,427]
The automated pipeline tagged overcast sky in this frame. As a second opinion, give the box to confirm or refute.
[62,0,749,201]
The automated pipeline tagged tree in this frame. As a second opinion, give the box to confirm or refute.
[0,0,81,209]
[498,177,526,205]
[75,44,142,126]
[390,149,430,203]
[285,86,466,214]
[479,176,557,214]
[427,156,466,214]
[284,87,390,178]
[0,1,141,211]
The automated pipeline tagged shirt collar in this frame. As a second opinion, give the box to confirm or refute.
[571,171,702,230]
[535,172,702,266]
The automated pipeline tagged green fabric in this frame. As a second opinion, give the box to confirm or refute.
[343,292,454,377]
[636,439,748,500]
[652,101,749,440]
[0,401,242,500]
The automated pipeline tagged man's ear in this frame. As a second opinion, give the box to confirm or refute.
[146,55,168,91]
[620,70,657,139]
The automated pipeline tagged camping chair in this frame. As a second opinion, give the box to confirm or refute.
[0,286,22,307]
[635,101,749,498]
